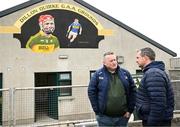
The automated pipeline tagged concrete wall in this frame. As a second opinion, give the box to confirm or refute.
[170,57,180,69]
[169,70,180,80]
[169,58,180,110]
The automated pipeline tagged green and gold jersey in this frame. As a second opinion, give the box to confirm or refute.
[26,31,60,53]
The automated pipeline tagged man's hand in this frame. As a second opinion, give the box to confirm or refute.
[123,112,131,118]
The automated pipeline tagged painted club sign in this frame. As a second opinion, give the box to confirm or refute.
[15,3,105,34]
[3,3,113,53]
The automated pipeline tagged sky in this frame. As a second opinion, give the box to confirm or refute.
[0,0,179,57]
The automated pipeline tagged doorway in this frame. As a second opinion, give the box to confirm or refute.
[34,72,59,121]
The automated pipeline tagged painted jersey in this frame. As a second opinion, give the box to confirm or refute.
[69,22,81,33]
[26,31,60,53]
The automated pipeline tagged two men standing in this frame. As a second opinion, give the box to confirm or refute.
[88,48,174,127]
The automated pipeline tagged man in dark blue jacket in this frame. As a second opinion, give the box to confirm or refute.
[136,47,174,126]
[88,51,136,126]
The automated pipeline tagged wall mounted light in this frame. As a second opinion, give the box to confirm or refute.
[117,56,124,64]
[58,55,68,59]
[7,67,12,71]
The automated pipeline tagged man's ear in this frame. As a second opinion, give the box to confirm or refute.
[144,55,149,61]
[103,60,106,65]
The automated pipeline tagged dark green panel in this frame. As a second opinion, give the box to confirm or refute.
[48,73,59,119]
[0,73,2,125]
[0,73,2,89]
[48,89,59,119]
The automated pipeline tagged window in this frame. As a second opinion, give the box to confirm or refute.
[90,70,96,79]
[58,72,72,96]
[136,70,143,75]
[132,70,143,88]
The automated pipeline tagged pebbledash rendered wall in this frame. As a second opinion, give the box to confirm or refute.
[0,0,177,124]
[169,58,180,110]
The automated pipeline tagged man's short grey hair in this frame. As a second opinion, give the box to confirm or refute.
[138,47,156,60]
[103,51,115,58]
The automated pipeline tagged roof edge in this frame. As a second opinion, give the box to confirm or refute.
[74,0,177,57]
[0,0,177,57]
[0,0,45,18]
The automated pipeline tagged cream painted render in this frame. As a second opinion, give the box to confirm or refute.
[0,0,175,123]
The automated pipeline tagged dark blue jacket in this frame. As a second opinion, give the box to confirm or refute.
[136,61,174,125]
[88,65,136,115]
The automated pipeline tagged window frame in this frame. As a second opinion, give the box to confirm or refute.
[58,72,72,96]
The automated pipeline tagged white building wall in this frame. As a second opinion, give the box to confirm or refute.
[0,0,175,123]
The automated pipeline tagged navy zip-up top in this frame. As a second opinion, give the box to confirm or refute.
[136,61,174,125]
[88,65,136,115]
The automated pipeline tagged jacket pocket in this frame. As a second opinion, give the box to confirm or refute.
[136,105,143,119]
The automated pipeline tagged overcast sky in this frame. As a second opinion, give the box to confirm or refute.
[0,0,179,57]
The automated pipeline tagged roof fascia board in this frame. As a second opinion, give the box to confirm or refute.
[0,0,177,57]
[0,0,45,18]
[74,0,177,57]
